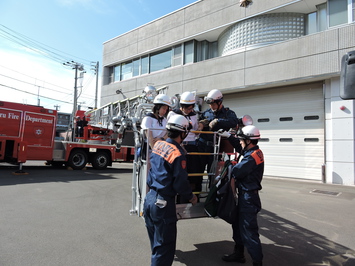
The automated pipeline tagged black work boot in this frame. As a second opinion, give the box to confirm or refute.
[222,244,246,263]
[253,261,262,266]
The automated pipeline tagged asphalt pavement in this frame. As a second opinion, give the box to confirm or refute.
[0,161,354,266]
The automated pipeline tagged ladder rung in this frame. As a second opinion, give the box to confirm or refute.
[188,152,218,156]
[188,173,216,176]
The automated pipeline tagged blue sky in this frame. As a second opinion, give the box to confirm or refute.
[0,0,197,113]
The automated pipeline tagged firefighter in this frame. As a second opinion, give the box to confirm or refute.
[167,91,200,193]
[141,94,172,159]
[143,114,198,266]
[221,125,264,266]
[197,89,238,186]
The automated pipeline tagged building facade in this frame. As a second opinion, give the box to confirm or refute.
[101,0,355,185]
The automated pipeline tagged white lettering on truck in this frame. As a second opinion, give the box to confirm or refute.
[25,115,53,124]
[0,112,20,120]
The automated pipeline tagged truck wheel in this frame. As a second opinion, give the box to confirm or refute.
[91,152,110,170]
[68,150,88,170]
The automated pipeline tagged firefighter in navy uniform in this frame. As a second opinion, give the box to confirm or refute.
[197,89,238,187]
[220,125,264,266]
[143,114,198,266]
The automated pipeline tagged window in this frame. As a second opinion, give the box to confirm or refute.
[133,59,140,77]
[184,41,194,64]
[172,45,182,66]
[141,56,149,75]
[114,65,121,82]
[305,12,317,34]
[317,3,327,31]
[196,40,218,62]
[121,62,133,80]
[279,117,293,121]
[259,138,270,142]
[280,138,293,142]
[150,49,172,73]
[304,138,319,142]
[329,0,348,27]
[304,115,320,120]
[257,118,270,122]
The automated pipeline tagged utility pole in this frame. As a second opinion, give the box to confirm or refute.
[91,61,99,109]
[37,85,41,106]
[63,61,85,141]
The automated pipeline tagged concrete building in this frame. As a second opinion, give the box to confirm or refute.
[101,0,355,185]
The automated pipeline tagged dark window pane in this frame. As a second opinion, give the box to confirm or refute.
[150,50,172,73]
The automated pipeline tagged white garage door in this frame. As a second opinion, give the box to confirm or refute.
[222,82,324,181]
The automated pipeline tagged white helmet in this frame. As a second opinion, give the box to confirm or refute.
[237,125,260,140]
[153,94,172,107]
[143,85,157,102]
[180,91,196,105]
[166,114,191,132]
[204,89,223,104]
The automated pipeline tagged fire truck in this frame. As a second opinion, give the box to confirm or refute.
[0,101,134,172]
[0,85,172,172]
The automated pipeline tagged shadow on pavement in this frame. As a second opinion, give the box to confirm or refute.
[0,164,133,186]
[174,209,355,266]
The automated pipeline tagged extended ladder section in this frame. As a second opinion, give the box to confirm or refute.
[85,85,170,132]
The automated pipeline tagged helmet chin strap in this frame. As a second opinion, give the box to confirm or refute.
[180,131,188,141]
[212,101,222,113]
[242,139,252,152]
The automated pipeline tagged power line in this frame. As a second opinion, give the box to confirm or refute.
[0,24,94,69]
[0,71,95,99]
[0,73,73,96]
[0,64,73,92]
[0,25,100,108]
[0,83,73,104]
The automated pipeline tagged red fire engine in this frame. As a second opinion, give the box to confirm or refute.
[0,101,133,171]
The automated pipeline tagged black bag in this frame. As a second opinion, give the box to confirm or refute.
[217,177,238,224]
[204,160,236,221]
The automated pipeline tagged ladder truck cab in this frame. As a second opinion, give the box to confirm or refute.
[0,101,133,171]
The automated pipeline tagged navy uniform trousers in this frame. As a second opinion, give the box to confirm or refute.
[232,190,263,262]
[144,190,177,266]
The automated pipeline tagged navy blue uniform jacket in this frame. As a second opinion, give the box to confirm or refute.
[147,138,194,201]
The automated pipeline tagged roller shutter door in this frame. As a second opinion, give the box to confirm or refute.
[222,82,324,181]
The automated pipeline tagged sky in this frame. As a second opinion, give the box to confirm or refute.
[0,0,197,113]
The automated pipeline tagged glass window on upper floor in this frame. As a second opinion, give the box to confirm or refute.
[133,59,140,77]
[107,39,219,84]
[184,41,194,64]
[114,65,121,82]
[173,45,183,66]
[150,49,172,73]
[141,56,149,75]
[121,61,133,80]
[329,0,348,26]
[196,40,218,62]
[306,0,352,35]
[305,12,317,34]
[317,3,328,31]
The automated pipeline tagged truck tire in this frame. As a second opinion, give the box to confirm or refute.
[91,151,110,170]
[68,150,88,170]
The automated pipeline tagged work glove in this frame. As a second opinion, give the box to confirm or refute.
[199,119,209,127]
[217,129,231,138]
[209,118,218,129]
